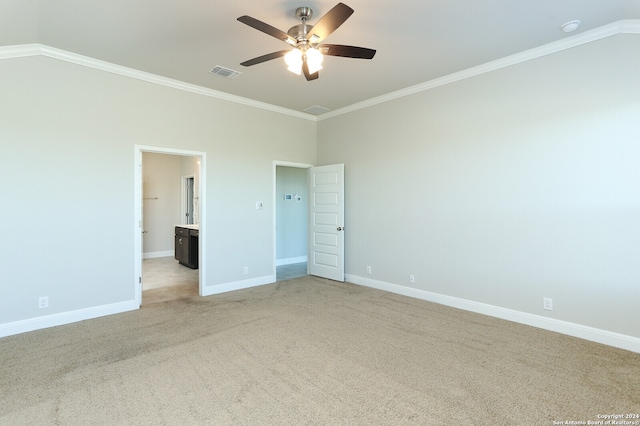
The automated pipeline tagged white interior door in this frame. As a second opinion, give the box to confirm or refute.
[308,164,344,281]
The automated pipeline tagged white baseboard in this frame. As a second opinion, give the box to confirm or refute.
[202,275,276,296]
[6,274,636,354]
[0,273,277,338]
[143,250,174,259]
[276,256,307,266]
[346,274,640,354]
[0,300,139,339]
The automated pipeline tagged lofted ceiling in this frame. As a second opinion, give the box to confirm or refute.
[1,0,639,114]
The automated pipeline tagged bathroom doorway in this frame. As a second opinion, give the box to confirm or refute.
[134,145,206,307]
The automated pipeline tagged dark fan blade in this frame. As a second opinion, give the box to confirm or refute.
[237,15,296,45]
[306,3,354,44]
[320,44,376,59]
[302,60,319,81]
[240,50,290,67]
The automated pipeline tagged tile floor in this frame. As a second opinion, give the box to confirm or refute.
[142,256,199,291]
[142,256,199,305]
[142,257,307,305]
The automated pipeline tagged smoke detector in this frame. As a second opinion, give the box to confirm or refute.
[561,20,581,33]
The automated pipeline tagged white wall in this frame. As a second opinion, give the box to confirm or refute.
[317,34,640,344]
[276,166,308,263]
[142,153,200,256]
[0,53,315,333]
[142,152,183,256]
[2,33,639,351]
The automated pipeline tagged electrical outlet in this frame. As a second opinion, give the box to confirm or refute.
[243,266,249,275]
[409,274,415,284]
[543,297,553,311]
[38,296,49,309]
[366,265,372,275]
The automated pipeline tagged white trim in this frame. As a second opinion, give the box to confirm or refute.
[0,43,42,59]
[202,275,275,296]
[619,19,640,33]
[143,251,174,259]
[273,161,315,169]
[2,20,638,121]
[0,300,138,338]
[134,148,143,307]
[346,274,640,354]
[0,44,316,121]
[276,256,308,266]
[319,19,640,120]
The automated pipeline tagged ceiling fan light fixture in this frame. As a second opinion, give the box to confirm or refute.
[238,3,375,81]
[306,47,323,74]
[285,48,303,74]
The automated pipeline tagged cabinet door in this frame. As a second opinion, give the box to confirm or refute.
[175,235,189,263]
[189,235,198,269]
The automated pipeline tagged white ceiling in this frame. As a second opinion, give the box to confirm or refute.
[2,0,639,114]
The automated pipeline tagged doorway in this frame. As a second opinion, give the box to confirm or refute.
[182,175,195,225]
[134,145,206,307]
[274,162,312,281]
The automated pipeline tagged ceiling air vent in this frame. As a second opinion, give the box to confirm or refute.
[304,105,331,115]
[210,65,242,79]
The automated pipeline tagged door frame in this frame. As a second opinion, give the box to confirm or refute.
[135,145,207,307]
[181,174,196,225]
[272,161,313,278]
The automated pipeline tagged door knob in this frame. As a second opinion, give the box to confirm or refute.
[337,227,343,231]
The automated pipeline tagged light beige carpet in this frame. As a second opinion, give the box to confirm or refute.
[1,276,638,425]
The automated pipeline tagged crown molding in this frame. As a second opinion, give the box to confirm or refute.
[0,44,318,122]
[2,19,638,122]
[318,19,640,120]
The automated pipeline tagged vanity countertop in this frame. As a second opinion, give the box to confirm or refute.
[176,224,199,230]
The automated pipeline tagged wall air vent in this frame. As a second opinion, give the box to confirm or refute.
[304,105,331,115]
[209,65,242,79]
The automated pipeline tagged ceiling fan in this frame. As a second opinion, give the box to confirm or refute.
[237,3,376,81]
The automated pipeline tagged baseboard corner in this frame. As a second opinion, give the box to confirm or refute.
[345,274,640,354]
[202,275,276,296]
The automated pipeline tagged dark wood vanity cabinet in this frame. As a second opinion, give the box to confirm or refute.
[175,226,198,269]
